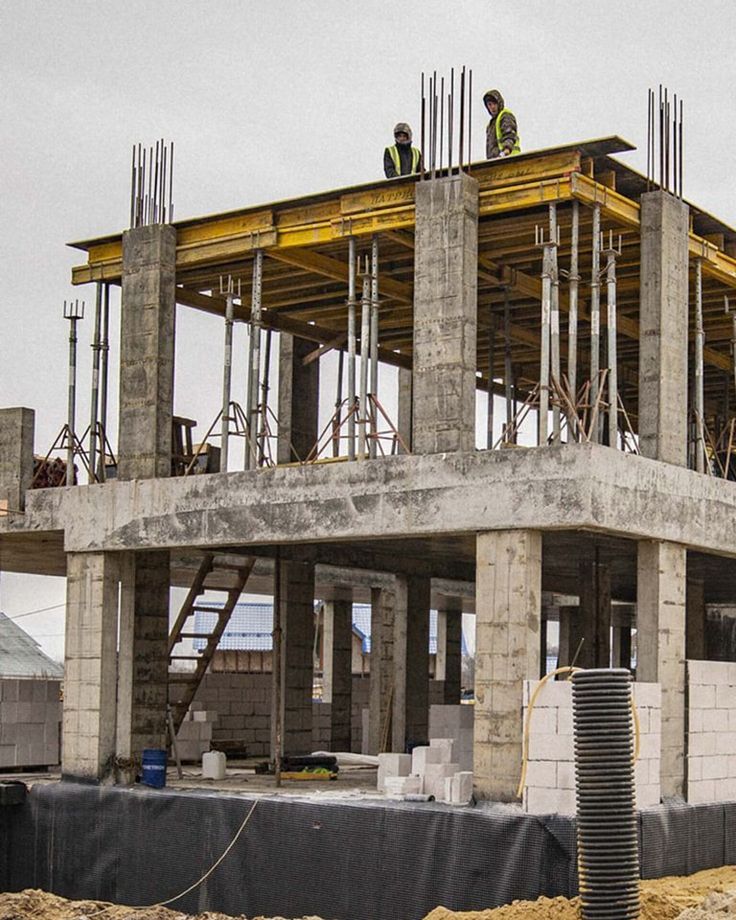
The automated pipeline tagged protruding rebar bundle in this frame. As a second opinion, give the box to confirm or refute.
[129,139,175,227]
[647,86,684,197]
[63,299,85,486]
[694,258,705,473]
[88,283,103,483]
[590,204,602,443]
[347,238,357,461]
[418,65,473,177]
[220,275,239,472]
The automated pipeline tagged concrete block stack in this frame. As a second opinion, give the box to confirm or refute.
[377,739,472,804]
[188,672,272,758]
[687,660,736,803]
[0,679,62,768]
[429,704,474,771]
[174,702,217,762]
[522,679,661,815]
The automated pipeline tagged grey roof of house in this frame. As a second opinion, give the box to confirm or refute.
[0,612,64,679]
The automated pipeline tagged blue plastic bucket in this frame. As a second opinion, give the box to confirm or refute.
[141,748,167,788]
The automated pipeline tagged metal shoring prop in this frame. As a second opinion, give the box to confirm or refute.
[549,204,561,443]
[487,311,495,449]
[726,296,736,397]
[603,232,622,449]
[88,282,103,483]
[333,349,344,458]
[535,224,553,446]
[358,259,371,459]
[694,258,705,473]
[219,275,239,472]
[369,237,380,459]
[589,204,602,443]
[97,283,111,481]
[64,299,85,486]
[347,238,357,460]
[568,201,580,434]
[504,288,513,441]
[247,250,264,470]
[258,329,273,465]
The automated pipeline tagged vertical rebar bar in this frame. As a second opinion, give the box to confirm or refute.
[220,277,235,472]
[458,67,465,173]
[539,245,552,446]
[605,243,619,449]
[439,76,444,175]
[467,68,473,169]
[695,258,705,473]
[487,313,495,449]
[88,282,103,483]
[590,204,601,443]
[549,204,561,442]
[358,266,371,459]
[420,73,426,181]
[347,238,357,461]
[98,283,110,481]
[369,237,379,459]
[568,201,580,433]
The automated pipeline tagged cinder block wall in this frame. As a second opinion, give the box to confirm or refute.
[0,679,62,768]
[188,673,445,757]
[687,660,736,803]
[522,679,661,815]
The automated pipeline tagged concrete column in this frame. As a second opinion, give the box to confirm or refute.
[368,585,395,754]
[271,560,315,756]
[116,550,170,759]
[0,407,34,512]
[637,540,686,799]
[686,576,706,661]
[557,606,574,668]
[392,575,431,752]
[577,560,612,668]
[119,224,176,481]
[322,589,352,752]
[436,595,462,704]
[277,334,320,464]
[397,366,413,453]
[638,191,689,466]
[62,552,120,782]
[474,530,542,801]
[412,174,478,454]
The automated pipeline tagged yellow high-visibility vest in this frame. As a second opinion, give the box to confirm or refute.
[495,108,521,155]
[388,145,421,175]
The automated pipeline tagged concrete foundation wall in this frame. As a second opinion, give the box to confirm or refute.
[522,679,662,814]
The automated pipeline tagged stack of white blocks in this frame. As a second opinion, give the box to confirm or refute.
[687,660,736,804]
[175,701,218,762]
[428,704,474,772]
[0,679,62,769]
[522,679,661,815]
[377,738,473,805]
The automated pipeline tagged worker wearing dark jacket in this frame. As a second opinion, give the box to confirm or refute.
[384,122,422,178]
[484,89,520,159]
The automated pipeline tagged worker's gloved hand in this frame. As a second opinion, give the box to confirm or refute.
[500,149,511,158]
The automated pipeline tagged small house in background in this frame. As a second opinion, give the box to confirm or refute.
[0,612,63,769]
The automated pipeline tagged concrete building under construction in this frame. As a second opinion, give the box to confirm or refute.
[4,111,736,915]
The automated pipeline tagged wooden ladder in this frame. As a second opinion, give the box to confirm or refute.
[168,552,256,733]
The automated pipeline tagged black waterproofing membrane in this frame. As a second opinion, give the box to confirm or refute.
[0,784,732,920]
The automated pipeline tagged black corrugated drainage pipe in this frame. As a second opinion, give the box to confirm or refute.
[572,668,640,920]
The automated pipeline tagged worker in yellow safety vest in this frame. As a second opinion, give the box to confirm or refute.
[384,123,422,178]
[484,89,521,159]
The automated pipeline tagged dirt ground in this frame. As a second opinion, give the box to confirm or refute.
[4,869,736,920]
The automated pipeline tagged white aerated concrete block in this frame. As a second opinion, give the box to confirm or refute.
[423,762,459,800]
[429,738,455,763]
[411,745,443,774]
[450,771,474,804]
[384,775,423,797]
[377,753,412,791]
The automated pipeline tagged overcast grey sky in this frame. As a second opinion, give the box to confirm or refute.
[1,0,735,660]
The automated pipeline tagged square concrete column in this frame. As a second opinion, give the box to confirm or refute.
[686,576,706,661]
[277,334,320,464]
[475,530,542,801]
[639,191,689,466]
[368,584,395,754]
[637,540,686,799]
[557,606,575,669]
[412,174,478,454]
[119,224,176,481]
[574,560,612,669]
[271,560,315,756]
[116,550,171,759]
[62,552,120,782]
[436,595,463,704]
[322,588,353,752]
[0,407,34,512]
[397,366,413,454]
[392,575,431,751]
